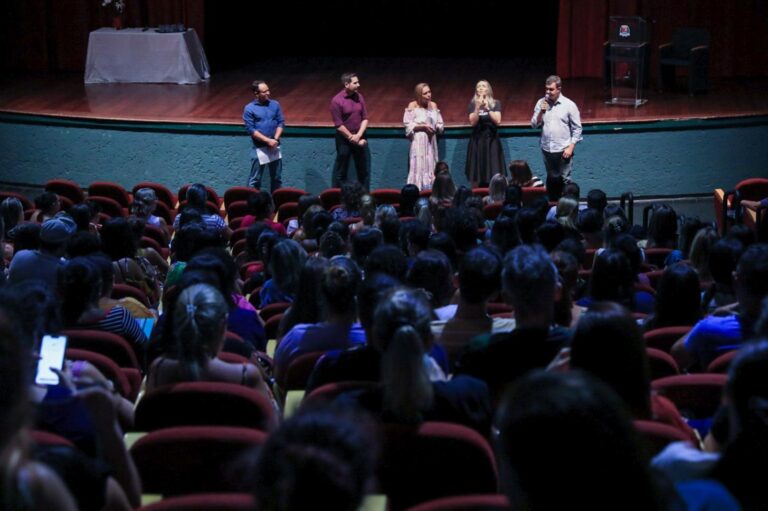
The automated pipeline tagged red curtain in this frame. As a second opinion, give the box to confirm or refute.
[557,0,768,79]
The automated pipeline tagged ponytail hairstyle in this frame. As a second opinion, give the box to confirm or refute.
[173,283,228,381]
[58,257,102,327]
[373,287,434,423]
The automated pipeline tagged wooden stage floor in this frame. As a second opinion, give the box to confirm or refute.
[1,59,766,128]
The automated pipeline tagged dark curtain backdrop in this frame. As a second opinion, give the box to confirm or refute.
[556,0,768,78]
[1,0,204,72]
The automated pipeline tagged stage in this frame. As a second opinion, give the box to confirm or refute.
[1,59,766,202]
[1,58,767,127]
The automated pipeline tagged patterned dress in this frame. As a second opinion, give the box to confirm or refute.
[404,106,444,190]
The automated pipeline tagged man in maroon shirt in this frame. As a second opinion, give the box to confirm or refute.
[330,72,371,190]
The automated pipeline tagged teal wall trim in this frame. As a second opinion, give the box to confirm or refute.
[1,112,767,197]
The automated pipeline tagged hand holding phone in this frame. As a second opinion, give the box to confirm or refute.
[35,335,67,386]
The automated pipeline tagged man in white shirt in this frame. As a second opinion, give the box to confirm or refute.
[531,75,583,201]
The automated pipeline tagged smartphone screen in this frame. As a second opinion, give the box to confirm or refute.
[35,335,68,386]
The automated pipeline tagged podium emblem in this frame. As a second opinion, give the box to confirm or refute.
[619,24,631,37]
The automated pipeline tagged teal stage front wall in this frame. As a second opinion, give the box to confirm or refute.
[1,113,767,197]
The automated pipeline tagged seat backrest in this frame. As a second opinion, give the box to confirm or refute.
[137,493,254,511]
[405,494,510,511]
[111,282,152,307]
[521,187,547,206]
[258,302,291,322]
[277,202,299,222]
[88,181,131,208]
[134,381,275,432]
[319,188,342,210]
[371,188,402,205]
[303,381,380,407]
[130,426,267,496]
[45,179,85,205]
[88,195,126,218]
[643,326,692,353]
[223,186,258,209]
[672,27,710,54]
[706,349,737,373]
[633,420,693,458]
[650,374,727,419]
[66,347,133,398]
[280,350,325,391]
[272,187,307,208]
[735,178,768,202]
[63,329,140,369]
[377,422,498,511]
[646,347,680,380]
[225,201,250,222]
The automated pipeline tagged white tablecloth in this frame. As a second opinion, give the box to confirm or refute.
[84,28,210,84]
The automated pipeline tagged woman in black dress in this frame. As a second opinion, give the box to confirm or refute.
[465,80,506,188]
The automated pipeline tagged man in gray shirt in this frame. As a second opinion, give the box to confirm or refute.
[531,75,583,201]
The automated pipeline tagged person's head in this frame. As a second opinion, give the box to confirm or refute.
[735,243,768,316]
[307,209,333,240]
[427,232,458,270]
[174,283,229,380]
[88,252,116,297]
[364,245,408,282]
[269,239,307,297]
[725,340,768,440]
[350,227,383,268]
[372,286,435,422]
[406,249,453,309]
[586,189,608,213]
[603,214,629,247]
[68,202,97,232]
[172,223,222,263]
[341,72,360,93]
[250,408,375,511]
[65,231,102,259]
[0,306,29,454]
[57,256,102,326]
[577,207,604,240]
[551,249,579,327]
[647,204,678,249]
[709,237,744,290]
[186,248,239,307]
[413,82,432,107]
[430,172,456,202]
[490,215,520,255]
[688,226,719,281]
[535,220,567,253]
[544,74,563,102]
[296,194,321,225]
[279,257,330,337]
[488,173,508,203]
[458,246,502,305]
[0,198,24,236]
[610,233,642,277]
[571,301,651,417]
[651,263,702,328]
[496,370,665,511]
[502,244,559,324]
[245,222,270,260]
[443,207,479,253]
[474,79,494,103]
[319,230,346,259]
[508,160,534,187]
[186,183,209,210]
[589,248,635,309]
[251,80,271,103]
[433,161,450,178]
[131,188,158,218]
[399,184,420,217]
[555,197,579,230]
[504,185,523,209]
[0,280,61,351]
[515,207,542,245]
[320,256,361,319]
[99,217,138,260]
[726,224,755,250]
[34,191,60,216]
[405,220,430,256]
[248,190,275,220]
[357,272,401,336]
[341,182,365,213]
[358,195,376,226]
[7,222,40,252]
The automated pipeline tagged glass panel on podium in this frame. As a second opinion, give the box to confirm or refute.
[606,16,648,107]
[608,43,647,107]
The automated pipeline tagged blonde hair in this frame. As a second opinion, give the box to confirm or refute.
[556,197,579,230]
[473,80,496,109]
[414,82,431,106]
[488,173,508,203]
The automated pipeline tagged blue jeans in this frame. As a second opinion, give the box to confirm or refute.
[249,158,283,192]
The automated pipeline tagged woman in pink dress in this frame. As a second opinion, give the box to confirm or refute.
[404,83,444,190]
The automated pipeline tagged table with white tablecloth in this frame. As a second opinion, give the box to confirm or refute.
[84,28,210,84]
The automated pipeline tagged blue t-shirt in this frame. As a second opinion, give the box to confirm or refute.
[274,322,366,379]
[684,315,744,368]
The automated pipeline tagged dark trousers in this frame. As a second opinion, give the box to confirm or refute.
[333,133,370,190]
[542,150,574,201]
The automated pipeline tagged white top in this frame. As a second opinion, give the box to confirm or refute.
[531,93,583,152]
